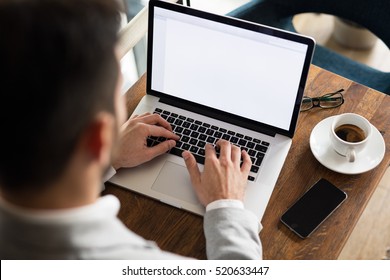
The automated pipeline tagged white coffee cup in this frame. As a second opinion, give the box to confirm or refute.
[330,113,372,162]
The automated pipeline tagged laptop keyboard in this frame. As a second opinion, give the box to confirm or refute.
[147,108,270,181]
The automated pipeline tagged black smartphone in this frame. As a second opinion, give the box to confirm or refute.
[280,178,347,238]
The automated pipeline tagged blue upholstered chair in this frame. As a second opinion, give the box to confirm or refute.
[228,0,390,95]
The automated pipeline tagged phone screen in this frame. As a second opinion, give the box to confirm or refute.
[280,178,347,238]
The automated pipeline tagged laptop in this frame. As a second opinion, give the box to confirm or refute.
[110,0,315,221]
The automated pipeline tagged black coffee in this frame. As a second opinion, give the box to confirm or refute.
[335,124,366,142]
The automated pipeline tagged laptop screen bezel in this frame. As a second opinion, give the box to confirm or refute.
[146,0,315,138]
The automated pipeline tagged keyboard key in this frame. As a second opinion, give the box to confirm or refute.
[191,131,199,138]
[177,150,204,165]
[189,138,198,145]
[222,134,231,141]
[244,136,253,141]
[167,117,175,123]
[183,122,191,128]
[248,149,257,157]
[174,119,183,125]
[194,154,205,164]
[198,149,205,156]
[238,139,247,146]
[169,147,183,157]
[179,115,186,120]
[161,114,169,120]
[228,130,235,135]
[214,131,222,138]
[163,110,170,115]
[154,108,162,113]
[203,123,210,128]
[248,176,255,181]
[206,129,214,136]
[190,146,198,153]
[255,156,264,166]
[198,126,206,133]
[190,124,199,130]
[251,166,259,173]
[175,126,183,133]
[182,143,190,150]
[206,136,216,143]
[230,137,239,144]
[253,138,261,143]
[255,144,268,153]
[187,118,194,123]
[197,141,206,148]
[181,136,190,143]
[236,133,244,138]
[171,113,178,118]
[219,128,227,133]
[246,142,255,149]
[195,120,202,125]
[211,125,219,130]
[262,141,270,146]
[199,134,207,141]
[257,152,265,158]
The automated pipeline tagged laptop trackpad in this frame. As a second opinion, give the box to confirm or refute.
[151,161,200,206]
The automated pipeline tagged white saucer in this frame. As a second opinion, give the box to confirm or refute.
[310,116,385,175]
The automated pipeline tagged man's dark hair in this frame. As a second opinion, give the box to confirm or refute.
[0,0,121,192]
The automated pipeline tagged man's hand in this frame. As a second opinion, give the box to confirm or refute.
[112,113,179,169]
[182,140,252,206]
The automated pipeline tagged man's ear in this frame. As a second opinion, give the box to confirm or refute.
[80,112,115,165]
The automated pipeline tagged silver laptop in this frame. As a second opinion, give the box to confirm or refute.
[110,1,315,221]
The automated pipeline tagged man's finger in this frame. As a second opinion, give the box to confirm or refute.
[240,150,252,174]
[148,125,180,140]
[182,151,201,186]
[204,143,217,160]
[216,139,231,161]
[148,139,176,159]
[139,112,151,117]
[141,114,172,131]
[230,144,241,164]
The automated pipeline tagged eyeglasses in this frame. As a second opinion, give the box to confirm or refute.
[300,89,345,112]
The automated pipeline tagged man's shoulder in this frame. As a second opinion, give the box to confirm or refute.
[0,196,187,259]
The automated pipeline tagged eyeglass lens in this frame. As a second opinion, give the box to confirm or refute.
[300,90,344,111]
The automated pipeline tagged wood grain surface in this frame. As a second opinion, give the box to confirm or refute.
[103,65,390,259]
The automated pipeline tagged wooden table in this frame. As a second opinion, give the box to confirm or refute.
[103,65,390,259]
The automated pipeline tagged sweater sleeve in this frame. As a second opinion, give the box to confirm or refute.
[203,207,262,260]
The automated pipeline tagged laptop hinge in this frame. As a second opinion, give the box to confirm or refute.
[159,96,277,138]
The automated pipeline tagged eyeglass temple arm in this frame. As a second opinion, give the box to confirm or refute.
[302,89,345,103]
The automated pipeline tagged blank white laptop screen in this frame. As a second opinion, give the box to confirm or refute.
[151,7,308,131]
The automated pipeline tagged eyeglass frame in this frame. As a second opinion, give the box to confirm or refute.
[300,89,345,112]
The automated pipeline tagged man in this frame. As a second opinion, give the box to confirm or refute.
[0,0,262,259]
